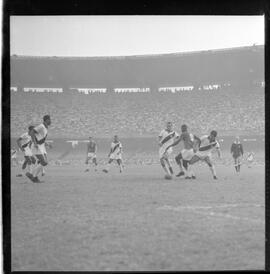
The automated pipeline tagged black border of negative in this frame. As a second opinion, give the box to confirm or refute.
[2,0,270,273]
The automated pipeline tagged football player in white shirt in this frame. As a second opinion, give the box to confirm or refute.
[189,130,221,180]
[158,122,180,179]
[16,125,36,176]
[102,135,123,173]
[26,115,51,183]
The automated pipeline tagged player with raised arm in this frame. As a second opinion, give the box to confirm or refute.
[158,122,180,179]
[231,136,244,173]
[169,124,201,179]
[85,136,98,172]
[25,115,51,183]
[102,135,123,173]
[189,130,221,180]
[16,125,36,177]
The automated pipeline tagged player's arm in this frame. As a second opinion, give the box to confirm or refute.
[169,134,182,148]
[16,137,24,151]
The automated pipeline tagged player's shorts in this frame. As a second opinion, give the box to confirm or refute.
[110,152,122,160]
[33,144,47,156]
[181,148,195,161]
[194,150,212,161]
[159,146,172,159]
[24,146,33,157]
[87,152,96,159]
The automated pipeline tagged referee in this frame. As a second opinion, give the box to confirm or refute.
[231,136,244,173]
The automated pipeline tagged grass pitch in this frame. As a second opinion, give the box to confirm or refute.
[11,162,265,271]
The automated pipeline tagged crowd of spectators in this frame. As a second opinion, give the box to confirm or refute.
[11,87,264,138]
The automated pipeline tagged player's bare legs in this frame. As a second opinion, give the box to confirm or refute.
[116,159,123,173]
[175,153,185,177]
[160,157,172,177]
[102,159,113,173]
[164,158,173,175]
[204,156,218,179]
[183,160,196,179]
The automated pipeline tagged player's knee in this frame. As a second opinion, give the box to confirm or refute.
[182,160,188,169]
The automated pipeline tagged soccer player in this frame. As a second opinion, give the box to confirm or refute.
[16,125,36,176]
[231,136,244,173]
[85,136,98,172]
[247,151,254,168]
[189,130,221,180]
[26,115,51,183]
[169,124,201,179]
[102,135,123,173]
[11,147,19,166]
[158,122,179,178]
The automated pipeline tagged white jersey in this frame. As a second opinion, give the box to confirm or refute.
[110,141,122,160]
[34,123,48,144]
[199,135,220,153]
[20,132,32,149]
[33,123,48,155]
[158,129,179,158]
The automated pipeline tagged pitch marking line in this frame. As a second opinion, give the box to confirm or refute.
[157,204,265,224]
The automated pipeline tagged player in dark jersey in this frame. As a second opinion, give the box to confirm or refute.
[85,136,98,172]
[169,124,201,179]
[231,136,244,173]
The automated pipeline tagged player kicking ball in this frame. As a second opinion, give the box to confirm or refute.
[102,135,123,173]
[158,122,180,180]
[84,136,98,172]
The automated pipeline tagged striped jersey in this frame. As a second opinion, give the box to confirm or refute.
[198,135,220,152]
[19,132,32,149]
[110,141,122,155]
[159,129,179,149]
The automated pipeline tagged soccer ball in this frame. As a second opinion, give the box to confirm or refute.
[164,174,173,180]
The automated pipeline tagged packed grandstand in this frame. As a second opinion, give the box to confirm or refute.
[10,45,264,138]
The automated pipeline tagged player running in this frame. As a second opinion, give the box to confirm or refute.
[11,147,19,166]
[158,122,179,179]
[189,130,221,180]
[26,115,51,183]
[85,136,98,172]
[169,124,201,179]
[16,126,36,176]
[231,136,244,173]
[102,135,123,173]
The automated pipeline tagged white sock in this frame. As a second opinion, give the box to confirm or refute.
[32,164,43,177]
[210,165,216,177]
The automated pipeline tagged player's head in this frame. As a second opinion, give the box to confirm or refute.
[43,115,51,126]
[114,135,119,142]
[28,125,34,133]
[235,136,240,142]
[166,122,173,131]
[181,124,188,132]
[210,130,217,141]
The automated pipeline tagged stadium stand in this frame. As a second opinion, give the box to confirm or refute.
[10,45,264,138]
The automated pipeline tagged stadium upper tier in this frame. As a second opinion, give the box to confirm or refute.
[11,87,264,138]
[11,45,264,88]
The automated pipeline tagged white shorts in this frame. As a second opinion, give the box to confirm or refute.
[194,150,212,161]
[11,154,17,159]
[87,152,96,159]
[33,144,47,156]
[181,149,195,161]
[24,146,33,157]
[159,146,173,159]
[110,152,122,160]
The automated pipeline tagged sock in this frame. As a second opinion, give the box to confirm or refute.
[238,164,241,172]
[210,165,217,177]
[32,164,43,177]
